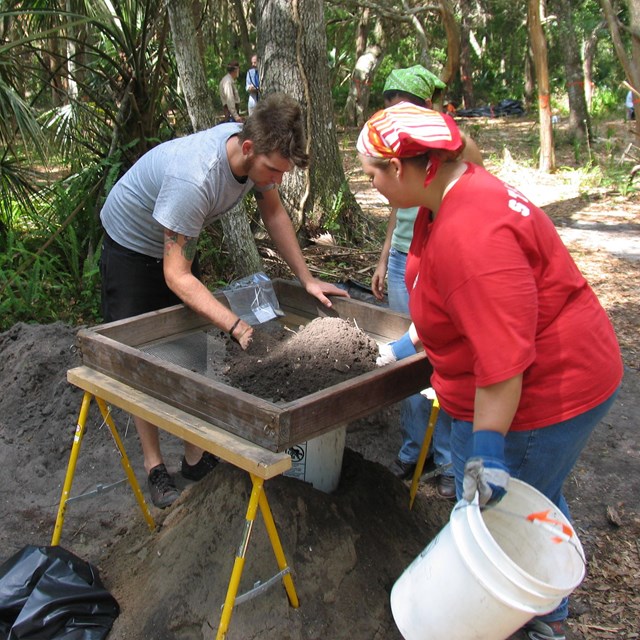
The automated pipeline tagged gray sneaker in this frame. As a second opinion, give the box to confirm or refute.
[524,620,566,640]
[147,464,180,509]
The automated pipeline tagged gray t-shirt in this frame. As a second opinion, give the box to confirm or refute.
[101,123,259,258]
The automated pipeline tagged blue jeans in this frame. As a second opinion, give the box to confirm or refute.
[449,388,619,623]
[388,248,452,473]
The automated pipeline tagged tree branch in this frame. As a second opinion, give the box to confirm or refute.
[325,0,439,21]
[599,0,635,83]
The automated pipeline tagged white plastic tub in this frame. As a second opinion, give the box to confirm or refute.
[390,479,586,640]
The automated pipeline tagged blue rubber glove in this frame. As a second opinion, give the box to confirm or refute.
[376,331,417,366]
[462,430,510,507]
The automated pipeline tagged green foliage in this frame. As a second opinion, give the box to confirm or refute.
[198,223,236,285]
[0,0,194,330]
[595,161,638,197]
[0,153,42,228]
[590,87,623,120]
[205,51,229,111]
[325,5,358,106]
[39,100,112,170]
[0,227,102,331]
[0,145,129,330]
[324,183,347,233]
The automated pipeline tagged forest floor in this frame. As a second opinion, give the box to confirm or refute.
[0,114,638,640]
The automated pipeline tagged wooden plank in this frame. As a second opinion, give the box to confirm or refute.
[67,366,291,479]
[88,305,212,346]
[90,280,408,348]
[77,331,285,450]
[283,354,433,446]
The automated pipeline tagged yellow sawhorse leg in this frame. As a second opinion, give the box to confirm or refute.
[51,391,155,546]
[409,392,440,510]
[94,396,156,532]
[216,474,298,640]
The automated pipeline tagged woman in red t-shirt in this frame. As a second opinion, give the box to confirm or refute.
[358,103,622,640]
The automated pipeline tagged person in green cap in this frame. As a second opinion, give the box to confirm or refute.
[382,64,447,106]
[372,64,482,499]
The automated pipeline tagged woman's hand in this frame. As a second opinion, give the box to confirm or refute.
[462,430,510,507]
[463,375,523,506]
[371,262,387,301]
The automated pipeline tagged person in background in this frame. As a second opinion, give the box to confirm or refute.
[246,54,260,115]
[625,90,635,121]
[219,60,243,123]
[372,65,482,499]
[100,93,348,509]
[358,102,622,640]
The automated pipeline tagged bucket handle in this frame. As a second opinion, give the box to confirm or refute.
[526,510,575,544]
[454,502,586,565]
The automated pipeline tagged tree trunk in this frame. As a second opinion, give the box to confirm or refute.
[355,7,369,58]
[47,36,65,107]
[256,0,362,242]
[166,0,262,277]
[439,0,461,90]
[601,0,640,138]
[528,0,555,172]
[459,0,475,109]
[344,9,384,127]
[582,20,605,109]
[524,48,535,111]
[230,0,253,62]
[406,1,431,66]
[552,0,591,140]
[65,0,78,102]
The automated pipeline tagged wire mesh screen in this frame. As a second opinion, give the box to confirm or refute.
[140,330,226,381]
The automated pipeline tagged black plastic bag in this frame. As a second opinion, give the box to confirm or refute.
[0,546,119,640]
[456,98,525,118]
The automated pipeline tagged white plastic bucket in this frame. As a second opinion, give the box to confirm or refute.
[390,479,586,640]
[283,425,346,493]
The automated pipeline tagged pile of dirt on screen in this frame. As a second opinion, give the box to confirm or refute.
[222,316,379,402]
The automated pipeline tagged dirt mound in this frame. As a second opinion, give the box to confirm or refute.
[0,322,81,448]
[102,450,449,640]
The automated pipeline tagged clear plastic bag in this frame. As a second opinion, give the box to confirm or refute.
[221,272,284,325]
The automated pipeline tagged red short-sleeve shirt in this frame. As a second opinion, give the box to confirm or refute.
[407,164,622,429]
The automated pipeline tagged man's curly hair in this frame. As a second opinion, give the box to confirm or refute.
[239,93,309,169]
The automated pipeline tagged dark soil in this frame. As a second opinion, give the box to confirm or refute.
[225,317,378,402]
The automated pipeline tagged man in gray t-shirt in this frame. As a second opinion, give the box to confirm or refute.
[99,93,347,509]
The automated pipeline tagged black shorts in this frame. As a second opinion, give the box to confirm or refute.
[100,232,201,322]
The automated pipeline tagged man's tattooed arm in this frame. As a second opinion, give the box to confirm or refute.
[164,230,197,262]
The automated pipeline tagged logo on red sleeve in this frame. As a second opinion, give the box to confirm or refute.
[506,187,531,217]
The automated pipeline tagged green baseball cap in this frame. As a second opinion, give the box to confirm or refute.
[383,65,446,101]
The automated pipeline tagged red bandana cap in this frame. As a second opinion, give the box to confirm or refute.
[357,102,462,159]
